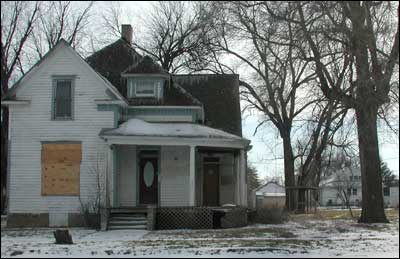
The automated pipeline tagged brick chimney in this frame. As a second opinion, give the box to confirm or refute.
[121,24,132,44]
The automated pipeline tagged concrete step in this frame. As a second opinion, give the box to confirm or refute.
[110,213,146,218]
[108,225,147,230]
[110,208,147,214]
[110,216,146,221]
[108,209,149,230]
[109,220,147,226]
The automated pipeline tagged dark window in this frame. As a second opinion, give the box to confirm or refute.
[383,187,390,196]
[54,79,73,119]
[352,188,357,196]
[347,188,352,196]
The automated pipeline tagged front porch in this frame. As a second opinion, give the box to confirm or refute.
[99,119,250,230]
[107,145,247,209]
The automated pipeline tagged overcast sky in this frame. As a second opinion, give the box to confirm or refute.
[98,1,399,181]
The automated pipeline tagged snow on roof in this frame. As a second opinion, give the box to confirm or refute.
[259,192,286,197]
[254,182,286,196]
[101,118,246,140]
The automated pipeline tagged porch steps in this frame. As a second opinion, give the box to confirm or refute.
[107,211,148,230]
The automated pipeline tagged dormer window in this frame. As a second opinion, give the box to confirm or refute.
[135,79,159,97]
[128,78,163,98]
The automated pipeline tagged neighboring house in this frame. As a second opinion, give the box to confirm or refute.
[319,167,362,207]
[1,25,250,229]
[319,167,399,208]
[251,182,286,210]
[383,180,399,208]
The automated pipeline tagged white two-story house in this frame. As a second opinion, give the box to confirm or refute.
[2,25,250,230]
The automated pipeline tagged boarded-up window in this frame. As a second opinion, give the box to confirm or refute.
[42,143,81,196]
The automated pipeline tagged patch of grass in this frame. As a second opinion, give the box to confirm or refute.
[146,227,297,240]
[335,227,350,233]
[131,237,316,251]
[351,223,390,232]
[290,209,399,221]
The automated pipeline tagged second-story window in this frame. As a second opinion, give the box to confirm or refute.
[53,78,73,120]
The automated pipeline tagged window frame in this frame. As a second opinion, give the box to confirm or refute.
[130,78,161,98]
[51,75,75,121]
[383,187,390,197]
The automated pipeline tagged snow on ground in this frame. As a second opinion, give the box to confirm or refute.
[1,217,399,258]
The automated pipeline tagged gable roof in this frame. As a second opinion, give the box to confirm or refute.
[3,39,126,103]
[3,40,65,100]
[122,55,168,75]
[86,40,243,136]
[173,74,242,136]
[86,42,202,107]
[86,39,142,97]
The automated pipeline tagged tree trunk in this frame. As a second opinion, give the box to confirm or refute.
[356,106,388,223]
[1,75,9,215]
[1,107,8,215]
[282,136,296,212]
[296,170,306,213]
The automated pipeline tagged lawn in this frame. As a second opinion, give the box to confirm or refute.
[1,209,398,258]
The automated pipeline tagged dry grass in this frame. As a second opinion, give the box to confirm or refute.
[145,226,297,240]
[290,208,399,221]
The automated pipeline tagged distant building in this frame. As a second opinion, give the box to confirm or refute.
[251,182,286,210]
[319,167,399,208]
[383,180,399,208]
[319,167,362,207]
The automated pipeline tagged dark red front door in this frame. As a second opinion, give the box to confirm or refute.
[203,163,219,206]
[139,157,158,205]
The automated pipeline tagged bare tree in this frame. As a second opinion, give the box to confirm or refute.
[30,1,94,60]
[79,152,108,229]
[319,150,360,217]
[292,1,399,223]
[133,1,216,73]
[203,1,349,211]
[101,1,124,40]
[1,1,40,214]
[294,100,349,212]
[333,168,357,218]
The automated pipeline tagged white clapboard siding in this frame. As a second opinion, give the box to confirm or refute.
[116,145,137,207]
[8,44,115,214]
[160,146,190,207]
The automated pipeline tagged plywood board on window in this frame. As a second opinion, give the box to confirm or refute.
[42,143,81,196]
[42,149,81,163]
[42,143,81,151]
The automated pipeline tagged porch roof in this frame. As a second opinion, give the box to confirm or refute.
[100,118,250,149]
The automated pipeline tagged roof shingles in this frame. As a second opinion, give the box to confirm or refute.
[87,40,242,136]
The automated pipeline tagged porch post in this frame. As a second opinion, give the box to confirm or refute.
[189,145,196,206]
[107,144,117,208]
[105,145,111,208]
[235,152,241,205]
[240,149,247,207]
